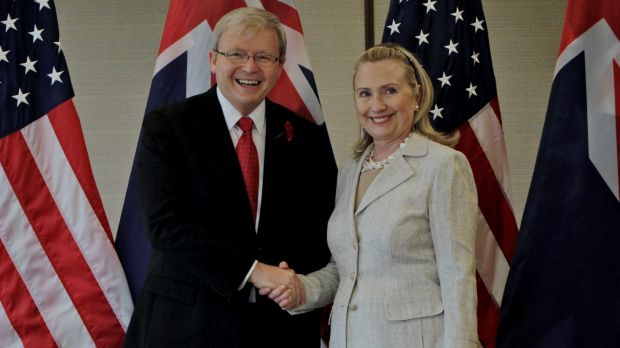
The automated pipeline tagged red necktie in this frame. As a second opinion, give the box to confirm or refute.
[236,117,259,221]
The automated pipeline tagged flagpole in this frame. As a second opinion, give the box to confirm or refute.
[364,0,374,49]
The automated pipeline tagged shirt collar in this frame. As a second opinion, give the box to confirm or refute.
[217,87,266,135]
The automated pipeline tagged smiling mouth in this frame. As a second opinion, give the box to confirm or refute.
[236,79,261,87]
[369,114,393,123]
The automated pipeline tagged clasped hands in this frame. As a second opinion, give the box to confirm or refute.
[249,261,305,310]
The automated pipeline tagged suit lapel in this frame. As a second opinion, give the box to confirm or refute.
[187,89,255,227]
[355,133,429,215]
[189,88,243,177]
[257,101,288,235]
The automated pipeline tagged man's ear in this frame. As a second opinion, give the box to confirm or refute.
[209,50,217,71]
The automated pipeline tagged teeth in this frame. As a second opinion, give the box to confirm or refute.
[370,116,390,123]
[237,79,260,86]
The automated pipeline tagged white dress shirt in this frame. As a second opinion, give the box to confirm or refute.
[216,87,264,291]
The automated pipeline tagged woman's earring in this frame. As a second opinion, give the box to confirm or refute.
[414,104,419,111]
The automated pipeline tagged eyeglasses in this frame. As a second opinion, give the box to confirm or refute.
[213,49,280,67]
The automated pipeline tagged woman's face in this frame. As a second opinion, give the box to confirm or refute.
[354,59,418,147]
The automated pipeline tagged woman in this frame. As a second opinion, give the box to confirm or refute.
[267,43,479,347]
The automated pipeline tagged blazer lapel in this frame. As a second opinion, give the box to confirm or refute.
[355,133,429,215]
[340,156,364,241]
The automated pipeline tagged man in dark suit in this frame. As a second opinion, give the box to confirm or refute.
[123,7,336,348]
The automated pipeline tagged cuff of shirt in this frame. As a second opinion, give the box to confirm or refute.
[238,260,258,290]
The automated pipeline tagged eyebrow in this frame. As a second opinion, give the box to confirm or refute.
[355,83,399,90]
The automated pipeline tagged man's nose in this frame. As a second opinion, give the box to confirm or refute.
[240,55,260,72]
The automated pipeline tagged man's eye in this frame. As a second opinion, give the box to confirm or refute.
[228,52,246,59]
[256,55,276,63]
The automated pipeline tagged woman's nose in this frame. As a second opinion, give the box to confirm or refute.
[370,96,386,111]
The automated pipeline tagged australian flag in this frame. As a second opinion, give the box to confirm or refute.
[382,1,518,346]
[497,0,620,346]
[115,0,324,302]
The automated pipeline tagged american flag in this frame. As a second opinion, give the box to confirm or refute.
[382,0,519,346]
[116,0,323,300]
[0,0,132,346]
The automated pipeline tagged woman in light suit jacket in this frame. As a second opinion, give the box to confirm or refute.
[266,44,480,347]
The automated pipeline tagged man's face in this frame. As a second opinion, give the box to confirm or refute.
[209,27,283,115]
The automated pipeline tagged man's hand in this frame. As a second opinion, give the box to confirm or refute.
[253,261,305,310]
[249,261,294,289]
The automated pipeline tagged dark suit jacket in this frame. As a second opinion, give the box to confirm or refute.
[123,87,337,347]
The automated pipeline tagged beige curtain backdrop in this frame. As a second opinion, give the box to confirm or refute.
[54,0,566,235]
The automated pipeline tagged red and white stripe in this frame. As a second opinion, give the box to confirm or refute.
[254,0,324,124]
[0,302,23,348]
[456,100,519,346]
[0,100,133,347]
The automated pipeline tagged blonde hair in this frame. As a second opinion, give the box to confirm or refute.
[352,43,458,158]
[212,7,286,59]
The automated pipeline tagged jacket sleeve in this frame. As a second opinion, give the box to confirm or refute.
[428,150,480,347]
[290,257,339,315]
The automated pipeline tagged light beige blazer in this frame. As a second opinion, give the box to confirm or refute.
[295,133,479,347]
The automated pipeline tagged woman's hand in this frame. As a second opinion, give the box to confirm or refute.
[255,261,306,310]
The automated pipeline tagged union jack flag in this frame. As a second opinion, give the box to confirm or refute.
[116,0,323,303]
[382,0,519,346]
[0,0,132,346]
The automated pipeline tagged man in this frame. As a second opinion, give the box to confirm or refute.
[123,7,336,348]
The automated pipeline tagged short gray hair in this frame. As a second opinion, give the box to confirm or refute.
[212,7,286,59]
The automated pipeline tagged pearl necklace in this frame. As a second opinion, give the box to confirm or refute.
[361,132,413,173]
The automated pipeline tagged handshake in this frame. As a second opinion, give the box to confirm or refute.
[249,261,305,310]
